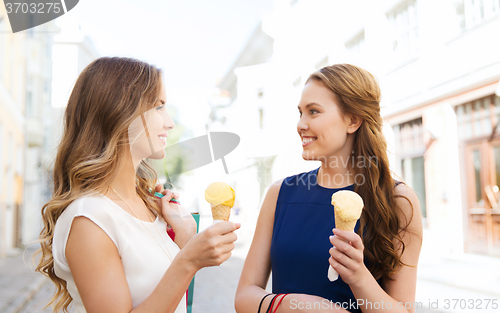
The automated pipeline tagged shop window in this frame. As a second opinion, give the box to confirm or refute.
[393,117,427,218]
[401,156,427,217]
[473,149,483,204]
[494,146,500,187]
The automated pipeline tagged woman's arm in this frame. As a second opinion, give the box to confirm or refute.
[66,216,239,313]
[328,184,423,313]
[235,179,349,313]
[235,179,281,312]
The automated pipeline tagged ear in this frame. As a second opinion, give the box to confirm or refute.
[346,114,362,134]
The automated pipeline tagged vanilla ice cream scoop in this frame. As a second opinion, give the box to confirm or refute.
[331,190,364,226]
[204,182,235,207]
[205,182,235,223]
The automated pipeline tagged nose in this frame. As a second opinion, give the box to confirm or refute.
[162,110,175,131]
[297,116,309,134]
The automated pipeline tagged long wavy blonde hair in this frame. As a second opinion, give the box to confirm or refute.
[35,57,165,312]
[307,64,414,285]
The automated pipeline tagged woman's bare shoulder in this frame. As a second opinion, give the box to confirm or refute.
[393,183,423,236]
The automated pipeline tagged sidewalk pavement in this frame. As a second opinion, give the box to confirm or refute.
[414,230,500,313]
[0,244,48,313]
[1,221,499,313]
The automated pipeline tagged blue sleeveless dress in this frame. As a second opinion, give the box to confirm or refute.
[270,167,362,312]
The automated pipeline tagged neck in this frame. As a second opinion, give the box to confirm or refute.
[318,155,356,189]
[109,154,140,200]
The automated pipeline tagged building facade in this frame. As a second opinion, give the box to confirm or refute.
[0,6,25,257]
[217,0,500,256]
[0,6,58,256]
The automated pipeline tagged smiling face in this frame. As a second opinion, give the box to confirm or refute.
[297,80,360,163]
[128,84,174,162]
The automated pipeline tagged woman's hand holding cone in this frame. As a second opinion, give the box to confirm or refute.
[179,221,241,271]
[328,229,370,287]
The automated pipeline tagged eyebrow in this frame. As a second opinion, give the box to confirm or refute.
[298,102,322,110]
[158,99,166,105]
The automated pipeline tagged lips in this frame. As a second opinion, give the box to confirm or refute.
[158,134,167,145]
[302,136,317,146]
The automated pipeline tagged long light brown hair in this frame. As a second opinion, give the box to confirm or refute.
[307,64,414,285]
[35,57,165,312]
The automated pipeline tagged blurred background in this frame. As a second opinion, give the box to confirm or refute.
[0,0,499,312]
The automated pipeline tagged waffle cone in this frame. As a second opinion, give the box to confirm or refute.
[334,211,357,231]
[211,204,231,221]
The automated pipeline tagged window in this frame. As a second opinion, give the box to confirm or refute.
[0,122,3,192]
[0,17,5,74]
[28,14,35,38]
[315,56,328,71]
[259,107,264,130]
[473,149,483,204]
[453,0,500,32]
[387,0,419,66]
[393,117,425,156]
[455,95,499,140]
[345,30,365,65]
[16,144,22,175]
[8,133,13,169]
[493,146,500,189]
[26,91,33,116]
[45,39,52,57]
[44,79,51,107]
[401,156,427,217]
[26,77,35,117]
[7,133,13,200]
[393,118,427,218]
[256,87,265,130]
[292,76,301,88]
[256,88,264,99]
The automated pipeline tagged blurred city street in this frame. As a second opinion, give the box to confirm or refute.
[1,212,499,313]
[1,0,500,313]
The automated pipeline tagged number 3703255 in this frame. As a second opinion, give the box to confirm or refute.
[5,3,61,14]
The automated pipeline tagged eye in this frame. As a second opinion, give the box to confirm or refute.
[310,109,319,115]
[156,104,165,110]
[298,110,302,117]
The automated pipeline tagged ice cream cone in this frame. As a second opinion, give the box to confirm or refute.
[211,204,231,221]
[334,211,358,231]
[205,182,235,224]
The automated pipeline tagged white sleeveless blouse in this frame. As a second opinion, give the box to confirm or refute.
[53,193,186,313]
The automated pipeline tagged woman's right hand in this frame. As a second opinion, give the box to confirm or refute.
[178,221,240,271]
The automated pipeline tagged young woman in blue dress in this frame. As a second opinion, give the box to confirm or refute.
[236,64,423,313]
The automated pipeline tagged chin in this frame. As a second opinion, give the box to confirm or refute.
[148,149,165,159]
[302,149,322,161]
